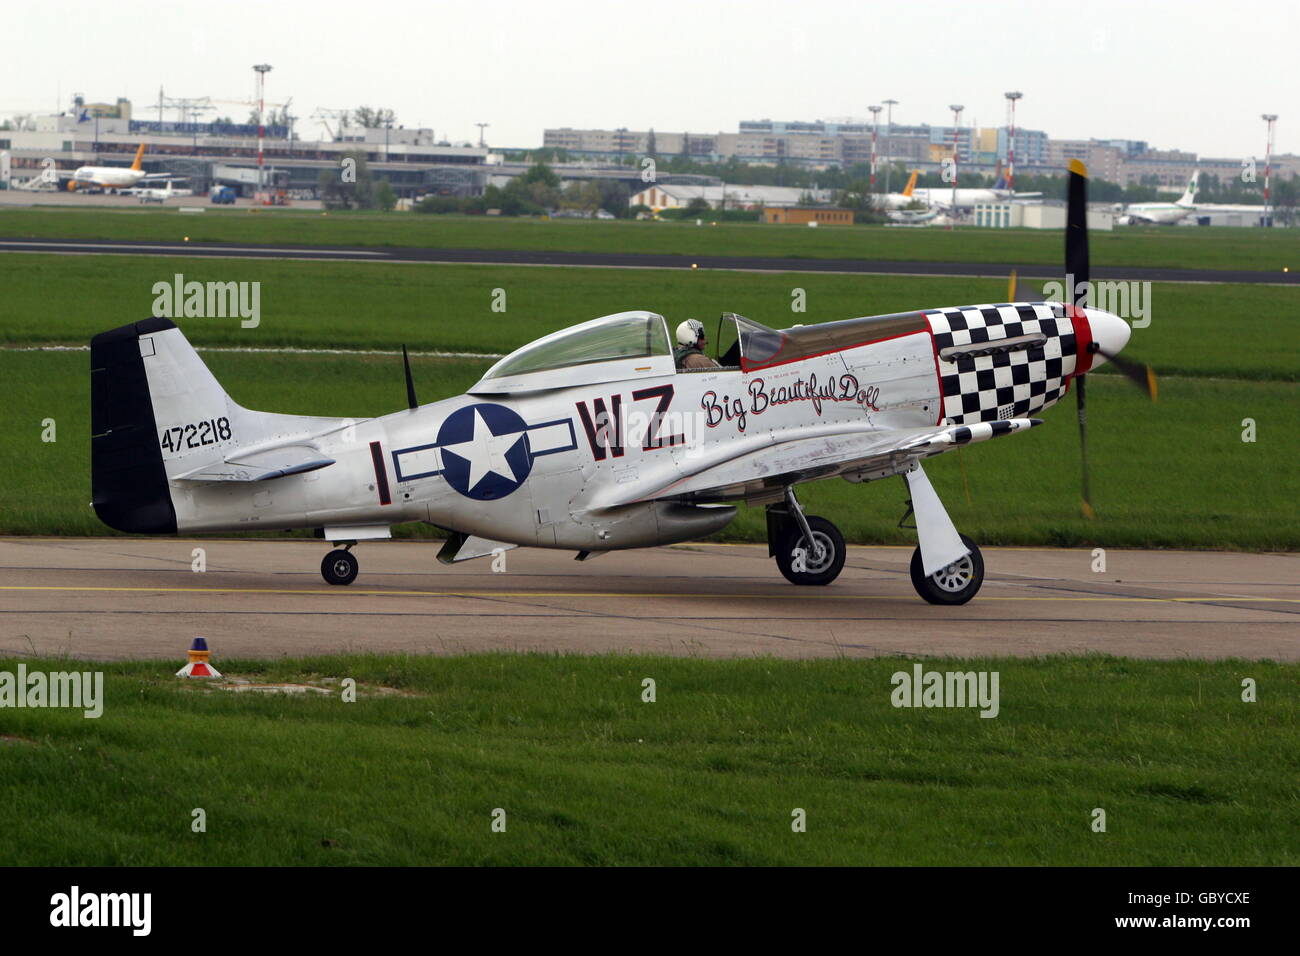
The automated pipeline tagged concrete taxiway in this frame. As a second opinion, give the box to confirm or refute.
[0,538,1294,661]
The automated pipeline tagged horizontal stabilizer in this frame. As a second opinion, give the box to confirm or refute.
[173,445,335,482]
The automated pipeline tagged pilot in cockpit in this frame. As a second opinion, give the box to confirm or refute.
[674,319,720,370]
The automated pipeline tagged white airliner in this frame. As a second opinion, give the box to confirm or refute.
[66,144,164,191]
[878,169,1041,214]
[1116,171,1199,225]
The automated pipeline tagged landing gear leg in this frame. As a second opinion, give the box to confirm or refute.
[771,487,846,586]
[902,464,984,604]
[321,544,359,586]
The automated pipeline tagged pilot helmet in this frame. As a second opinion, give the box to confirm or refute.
[676,319,706,347]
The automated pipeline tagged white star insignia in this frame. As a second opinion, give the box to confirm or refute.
[441,410,522,491]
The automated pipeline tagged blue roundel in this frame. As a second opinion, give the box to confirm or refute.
[436,403,533,500]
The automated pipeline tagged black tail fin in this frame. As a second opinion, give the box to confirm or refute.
[90,318,178,533]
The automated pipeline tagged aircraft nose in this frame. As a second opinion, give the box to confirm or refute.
[1083,308,1130,368]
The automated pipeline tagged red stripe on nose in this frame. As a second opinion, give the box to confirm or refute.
[1067,304,1094,377]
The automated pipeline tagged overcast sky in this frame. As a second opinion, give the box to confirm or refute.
[3,0,1295,158]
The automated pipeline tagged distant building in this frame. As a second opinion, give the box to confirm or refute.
[974,200,1114,231]
[763,206,853,225]
[546,121,1050,172]
[1046,139,1124,182]
[1116,148,1199,188]
[543,122,1296,196]
[629,183,832,211]
[0,111,490,199]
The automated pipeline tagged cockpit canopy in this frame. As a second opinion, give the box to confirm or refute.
[470,311,674,394]
[469,308,932,394]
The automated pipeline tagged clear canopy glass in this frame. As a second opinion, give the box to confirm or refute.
[484,312,671,380]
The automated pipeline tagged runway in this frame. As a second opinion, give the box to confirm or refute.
[0,538,1294,662]
[1,236,1295,284]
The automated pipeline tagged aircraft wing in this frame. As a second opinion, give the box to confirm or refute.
[171,443,335,482]
[612,419,1040,505]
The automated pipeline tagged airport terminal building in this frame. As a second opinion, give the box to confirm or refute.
[0,113,493,199]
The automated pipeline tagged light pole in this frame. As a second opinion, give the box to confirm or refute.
[476,123,489,148]
[253,64,272,194]
[882,98,898,194]
[868,105,881,192]
[1262,114,1277,227]
[949,104,964,215]
[1004,91,1022,192]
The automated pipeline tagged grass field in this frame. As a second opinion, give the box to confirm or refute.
[1,653,1295,866]
[1,205,1297,273]
[3,253,1296,381]
[2,253,1296,548]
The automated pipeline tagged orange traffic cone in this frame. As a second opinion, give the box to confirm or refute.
[176,637,222,679]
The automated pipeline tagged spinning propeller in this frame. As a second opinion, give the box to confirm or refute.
[1062,159,1157,517]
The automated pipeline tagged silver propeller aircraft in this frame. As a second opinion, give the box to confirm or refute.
[91,161,1150,604]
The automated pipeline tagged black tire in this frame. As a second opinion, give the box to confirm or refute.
[774,516,846,586]
[909,534,983,605]
[321,549,359,586]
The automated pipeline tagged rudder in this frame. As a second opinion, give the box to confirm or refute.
[90,318,178,533]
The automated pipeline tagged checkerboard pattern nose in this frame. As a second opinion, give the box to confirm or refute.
[928,302,1079,425]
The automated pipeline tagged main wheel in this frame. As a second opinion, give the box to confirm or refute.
[775,516,846,586]
[321,549,359,586]
[909,534,983,605]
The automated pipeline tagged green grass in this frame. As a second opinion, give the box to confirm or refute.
[4,349,1296,547]
[1,206,1297,272]
[2,253,1296,381]
[1,653,1294,866]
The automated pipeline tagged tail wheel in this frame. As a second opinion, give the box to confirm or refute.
[909,534,983,605]
[775,516,846,586]
[321,549,359,586]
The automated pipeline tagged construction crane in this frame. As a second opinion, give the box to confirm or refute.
[310,108,352,141]
[164,95,215,126]
[209,96,293,128]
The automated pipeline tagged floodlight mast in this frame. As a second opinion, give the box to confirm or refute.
[949,104,964,214]
[253,64,272,192]
[1261,114,1277,227]
[1005,91,1023,191]
[882,99,898,194]
[868,105,882,191]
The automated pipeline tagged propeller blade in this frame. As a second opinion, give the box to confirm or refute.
[1068,159,1095,518]
[1076,375,1094,519]
[1066,159,1090,304]
[1007,268,1041,303]
[1096,347,1158,402]
[402,344,418,410]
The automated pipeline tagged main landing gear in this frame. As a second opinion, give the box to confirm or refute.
[770,488,847,586]
[909,533,983,605]
[769,466,986,603]
[321,545,359,586]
